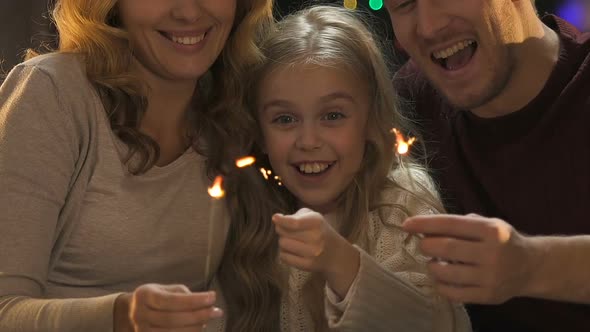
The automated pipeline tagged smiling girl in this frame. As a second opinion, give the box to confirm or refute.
[217,5,472,332]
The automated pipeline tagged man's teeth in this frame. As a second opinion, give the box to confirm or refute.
[170,34,205,45]
[433,40,475,59]
[298,162,330,174]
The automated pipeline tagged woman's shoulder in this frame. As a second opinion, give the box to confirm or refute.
[18,52,89,88]
[3,52,104,136]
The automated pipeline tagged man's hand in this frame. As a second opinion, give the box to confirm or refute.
[403,213,537,304]
[114,284,223,332]
[272,208,360,298]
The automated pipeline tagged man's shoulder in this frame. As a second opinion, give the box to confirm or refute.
[545,15,590,72]
[549,16,590,103]
[546,15,590,47]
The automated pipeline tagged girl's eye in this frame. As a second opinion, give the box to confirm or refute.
[272,114,296,125]
[323,112,346,121]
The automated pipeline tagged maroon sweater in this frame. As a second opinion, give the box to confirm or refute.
[396,16,590,332]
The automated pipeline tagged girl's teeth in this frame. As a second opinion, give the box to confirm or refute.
[313,163,321,173]
[298,163,330,174]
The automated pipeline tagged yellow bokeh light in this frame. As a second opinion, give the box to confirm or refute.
[344,0,358,10]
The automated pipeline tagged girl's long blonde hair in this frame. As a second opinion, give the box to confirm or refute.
[33,0,273,175]
[237,5,443,331]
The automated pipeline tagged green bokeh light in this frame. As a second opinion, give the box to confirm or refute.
[369,0,383,10]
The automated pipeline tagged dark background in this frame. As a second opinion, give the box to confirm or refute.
[0,0,587,74]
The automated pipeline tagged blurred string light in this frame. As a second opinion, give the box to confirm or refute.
[344,0,383,11]
[369,0,384,10]
[344,0,358,10]
[557,0,587,30]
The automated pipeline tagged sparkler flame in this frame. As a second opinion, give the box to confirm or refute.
[207,176,225,199]
[236,156,256,168]
[391,128,416,156]
[260,168,269,180]
[260,167,282,186]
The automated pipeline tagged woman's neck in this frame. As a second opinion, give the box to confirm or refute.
[130,60,199,165]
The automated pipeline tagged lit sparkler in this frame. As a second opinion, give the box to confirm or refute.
[260,167,282,186]
[204,175,225,286]
[235,156,256,168]
[391,128,416,156]
[204,156,256,286]
[207,176,225,199]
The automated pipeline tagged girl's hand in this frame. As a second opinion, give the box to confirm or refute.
[114,284,223,332]
[273,208,360,298]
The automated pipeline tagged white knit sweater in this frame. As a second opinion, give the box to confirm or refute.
[208,169,472,332]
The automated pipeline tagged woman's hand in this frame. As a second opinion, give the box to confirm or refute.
[114,284,223,332]
[272,208,360,298]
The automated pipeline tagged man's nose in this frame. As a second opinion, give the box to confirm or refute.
[416,0,451,40]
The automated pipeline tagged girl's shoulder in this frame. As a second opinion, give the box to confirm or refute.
[372,167,441,227]
[389,167,438,198]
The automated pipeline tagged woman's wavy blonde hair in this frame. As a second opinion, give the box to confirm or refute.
[34,0,273,175]
[236,5,444,331]
[30,2,288,331]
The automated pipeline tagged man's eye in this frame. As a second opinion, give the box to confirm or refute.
[390,0,415,12]
[272,115,296,124]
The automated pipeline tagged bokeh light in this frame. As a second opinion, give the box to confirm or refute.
[344,0,358,10]
[369,0,384,11]
[557,0,590,31]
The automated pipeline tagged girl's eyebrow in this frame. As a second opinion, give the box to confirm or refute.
[261,91,357,114]
[318,91,357,105]
[261,99,295,113]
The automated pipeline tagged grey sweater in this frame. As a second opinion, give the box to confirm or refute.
[0,53,228,331]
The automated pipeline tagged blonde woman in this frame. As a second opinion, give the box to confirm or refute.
[0,0,272,331]
[211,6,472,332]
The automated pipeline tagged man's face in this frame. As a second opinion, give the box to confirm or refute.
[386,0,518,109]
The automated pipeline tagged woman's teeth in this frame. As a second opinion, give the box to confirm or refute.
[170,34,205,45]
[298,162,331,174]
[433,40,475,59]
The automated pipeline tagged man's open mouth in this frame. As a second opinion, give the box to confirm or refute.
[431,40,478,71]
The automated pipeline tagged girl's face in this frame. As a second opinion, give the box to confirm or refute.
[118,0,236,84]
[257,64,370,214]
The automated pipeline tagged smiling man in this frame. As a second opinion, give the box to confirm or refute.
[384,0,590,331]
